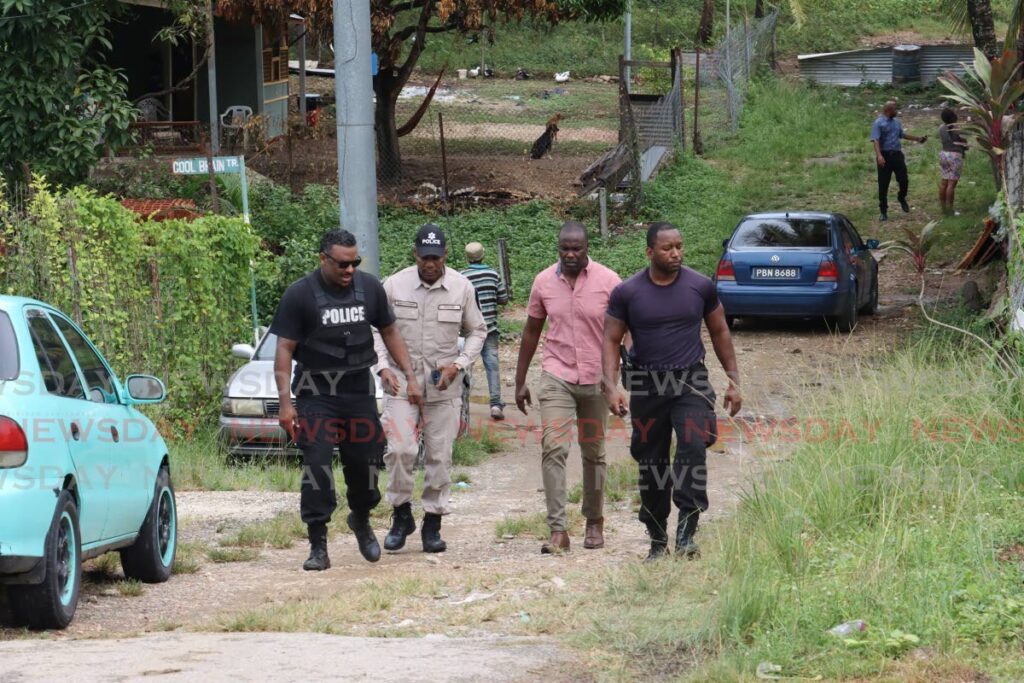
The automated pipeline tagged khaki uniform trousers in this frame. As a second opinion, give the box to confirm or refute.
[383,397,460,515]
[538,371,608,532]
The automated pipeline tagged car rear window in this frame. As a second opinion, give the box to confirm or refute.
[731,219,832,248]
[0,311,18,381]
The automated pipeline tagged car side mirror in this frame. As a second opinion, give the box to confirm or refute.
[125,374,166,405]
[232,343,256,359]
[865,239,880,249]
[722,238,729,249]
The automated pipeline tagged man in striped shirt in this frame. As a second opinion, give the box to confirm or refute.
[461,242,510,420]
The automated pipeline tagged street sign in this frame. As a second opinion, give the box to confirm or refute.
[170,156,243,175]
[170,154,259,346]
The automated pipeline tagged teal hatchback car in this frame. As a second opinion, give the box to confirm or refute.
[0,296,176,629]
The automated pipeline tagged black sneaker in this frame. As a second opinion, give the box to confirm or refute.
[347,511,381,563]
[303,545,331,571]
[899,198,910,213]
[879,212,888,222]
[384,503,416,551]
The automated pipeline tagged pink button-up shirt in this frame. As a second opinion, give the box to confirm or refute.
[526,259,622,385]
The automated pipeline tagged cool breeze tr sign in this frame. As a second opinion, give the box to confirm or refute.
[171,156,242,175]
[170,154,260,345]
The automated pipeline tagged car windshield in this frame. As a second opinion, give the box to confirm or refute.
[0,311,18,380]
[254,333,277,360]
[732,218,832,248]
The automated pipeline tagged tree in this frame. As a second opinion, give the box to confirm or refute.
[0,0,138,185]
[695,0,714,46]
[940,0,997,60]
[220,0,624,181]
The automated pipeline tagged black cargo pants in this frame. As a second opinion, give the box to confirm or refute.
[627,364,717,534]
[294,391,385,527]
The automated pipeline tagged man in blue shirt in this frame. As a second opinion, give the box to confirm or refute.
[871,101,928,221]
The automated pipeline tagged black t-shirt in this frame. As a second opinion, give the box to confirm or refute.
[269,269,395,396]
[607,267,719,370]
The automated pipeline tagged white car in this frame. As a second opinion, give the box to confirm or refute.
[218,331,384,457]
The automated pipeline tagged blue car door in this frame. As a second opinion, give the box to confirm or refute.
[48,312,150,540]
[24,309,109,544]
[839,218,869,307]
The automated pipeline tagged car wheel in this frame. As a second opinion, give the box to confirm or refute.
[8,490,82,629]
[120,466,176,583]
[832,293,859,333]
[859,276,878,315]
[725,315,736,330]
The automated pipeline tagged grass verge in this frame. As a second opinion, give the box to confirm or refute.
[563,333,1024,680]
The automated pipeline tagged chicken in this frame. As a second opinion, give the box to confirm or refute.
[468,66,480,78]
[554,71,570,83]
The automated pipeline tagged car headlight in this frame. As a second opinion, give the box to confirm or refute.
[222,398,266,417]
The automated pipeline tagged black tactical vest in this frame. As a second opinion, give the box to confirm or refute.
[294,270,377,372]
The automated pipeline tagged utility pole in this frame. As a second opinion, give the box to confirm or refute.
[205,0,219,153]
[334,0,381,276]
[623,0,632,92]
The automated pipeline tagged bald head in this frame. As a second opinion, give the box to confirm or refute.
[559,220,589,243]
[557,221,589,276]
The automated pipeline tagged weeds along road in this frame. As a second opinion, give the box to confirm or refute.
[0,261,969,679]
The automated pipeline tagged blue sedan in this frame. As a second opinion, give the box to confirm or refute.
[714,212,879,332]
[0,297,175,629]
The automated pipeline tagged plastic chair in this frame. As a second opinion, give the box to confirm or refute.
[220,105,253,152]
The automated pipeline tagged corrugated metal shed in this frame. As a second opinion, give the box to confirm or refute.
[919,44,975,82]
[799,44,973,86]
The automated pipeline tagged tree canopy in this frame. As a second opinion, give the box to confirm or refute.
[0,0,136,185]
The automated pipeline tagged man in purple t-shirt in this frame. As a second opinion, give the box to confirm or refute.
[602,222,742,561]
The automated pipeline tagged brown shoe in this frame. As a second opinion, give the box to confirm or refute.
[541,531,570,554]
[583,517,605,549]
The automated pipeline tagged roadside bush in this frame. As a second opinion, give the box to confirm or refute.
[0,178,259,424]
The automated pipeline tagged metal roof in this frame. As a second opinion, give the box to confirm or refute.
[798,44,973,86]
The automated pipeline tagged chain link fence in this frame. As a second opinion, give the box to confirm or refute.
[715,10,779,131]
[252,72,622,207]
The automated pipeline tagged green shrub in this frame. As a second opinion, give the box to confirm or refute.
[0,179,259,423]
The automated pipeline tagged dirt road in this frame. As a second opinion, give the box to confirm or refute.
[0,255,976,679]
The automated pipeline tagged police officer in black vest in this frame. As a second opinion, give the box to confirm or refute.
[271,229,422,570]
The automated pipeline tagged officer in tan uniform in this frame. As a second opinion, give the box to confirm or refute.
[374,224,487,553]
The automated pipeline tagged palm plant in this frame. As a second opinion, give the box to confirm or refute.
[938,48,1024,188]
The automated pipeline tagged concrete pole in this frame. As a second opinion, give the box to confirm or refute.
[334,0,381,277]
[623,1,632,92]
[205,0,219,154]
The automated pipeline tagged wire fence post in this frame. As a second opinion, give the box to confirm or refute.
[599,187,609,238]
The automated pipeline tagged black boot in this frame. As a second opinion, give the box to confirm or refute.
[384,503,416,551]
[675,511,700,559]
[346,511,381,563]
[421,513,447,553]
[643,520,669,563]
[303,524,331,571]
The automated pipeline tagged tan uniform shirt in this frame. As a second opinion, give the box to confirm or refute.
[374,265,487,403]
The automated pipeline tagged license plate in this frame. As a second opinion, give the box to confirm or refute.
[752,267,799,279]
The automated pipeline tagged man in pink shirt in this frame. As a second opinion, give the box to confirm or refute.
[514,221,622,554]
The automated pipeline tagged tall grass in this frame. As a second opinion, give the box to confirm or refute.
[571,334,1024,680]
